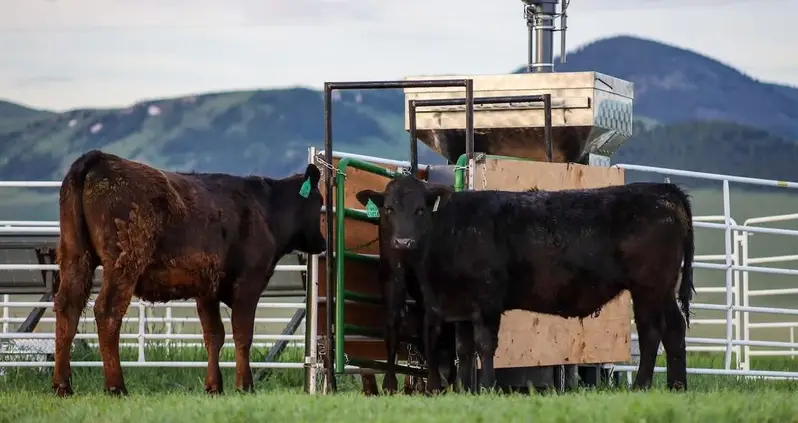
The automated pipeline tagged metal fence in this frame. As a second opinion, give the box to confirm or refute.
[613,164,798,380]
[2,161,798,385]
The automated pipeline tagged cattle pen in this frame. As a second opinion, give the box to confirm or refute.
[4,0,798,420]
[3,135,798,395]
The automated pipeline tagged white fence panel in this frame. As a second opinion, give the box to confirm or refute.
[612,163,798,380]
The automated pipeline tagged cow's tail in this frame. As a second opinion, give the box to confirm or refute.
[672,185,696,328]
[60,150,105,254]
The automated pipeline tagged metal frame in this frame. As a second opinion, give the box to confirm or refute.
[322,79,475,392]
[322,81,559,391]
[407,94,554,165]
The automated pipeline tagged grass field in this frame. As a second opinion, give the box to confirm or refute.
[3,389,798,423]
[2,346,798,422]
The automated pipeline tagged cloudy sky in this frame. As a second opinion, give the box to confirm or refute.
[1,0,796,111]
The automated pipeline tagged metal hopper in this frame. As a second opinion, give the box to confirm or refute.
[403,71,634,164]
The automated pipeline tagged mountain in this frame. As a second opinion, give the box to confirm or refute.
[0,89,446,182]
[1,35,798,221]
[517,35,798,141]
[0,100,54,133]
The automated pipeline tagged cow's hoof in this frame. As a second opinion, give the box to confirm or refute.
[668,381,686,391]
[205,386,223,396]
[381,376,397,395]
[235,385,255,395]
[106,386,128,396]
[380,383,397,396]
[53,383,73,398]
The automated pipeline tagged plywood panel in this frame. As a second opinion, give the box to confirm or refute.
[477,158,631,368]
[317,257,381,299]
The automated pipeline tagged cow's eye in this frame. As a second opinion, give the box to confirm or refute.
[415,208,424,216]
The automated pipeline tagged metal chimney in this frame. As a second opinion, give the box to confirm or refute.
[523,0,567,73]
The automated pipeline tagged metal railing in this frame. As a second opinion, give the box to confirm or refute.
[740,213,798,367]
[612,164,798,380]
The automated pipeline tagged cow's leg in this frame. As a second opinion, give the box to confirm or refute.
[444,348,458,391]
[381,322,399,394]
[402,374,414,395]
[93,267,137,395]
[361,374,379,396]
[381,296,403,394]
[423,311,443,395]
[631,300,664,390]
[52,251,95,397]
[454,321,475,393]
[436,347,457,392]
[231,291,260,392]
[196,298,225,394]
[661,296,687,391]
[473,314,500,393]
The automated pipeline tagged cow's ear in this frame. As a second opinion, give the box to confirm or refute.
[304,164,321,187]
[356,189,384,208]
[425,184,453,210]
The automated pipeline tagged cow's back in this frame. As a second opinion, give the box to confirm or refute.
[423,184,691,319]
[80,153,238,241]
[76,152,263,301]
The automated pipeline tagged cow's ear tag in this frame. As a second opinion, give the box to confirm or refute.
[298,177,311,198]
[432,196,441,212]
[365,199,379,218]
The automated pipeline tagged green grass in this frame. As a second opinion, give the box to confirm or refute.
[2,347,798,422]
[0,344,362,395]
[3,390,798,423]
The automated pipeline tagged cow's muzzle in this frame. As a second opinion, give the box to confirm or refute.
[392,237,416,250]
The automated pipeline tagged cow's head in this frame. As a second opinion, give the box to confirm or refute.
[356,175,452,251]
[288,163,326,255]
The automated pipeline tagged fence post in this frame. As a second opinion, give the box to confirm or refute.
[722,180,734,370]
[741,227,751,371]
[138,302,146,362]
[2,294,8,334]
[732,230,742,368]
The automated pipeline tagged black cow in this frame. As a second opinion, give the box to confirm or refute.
[359,191,458,394]
[356,175,694,393]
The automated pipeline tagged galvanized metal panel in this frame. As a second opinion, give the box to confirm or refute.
[402,72,634,163]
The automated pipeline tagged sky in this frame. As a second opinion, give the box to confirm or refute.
[1,0,797,111]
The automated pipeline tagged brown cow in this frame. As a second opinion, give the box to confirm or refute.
[52,150,326,396]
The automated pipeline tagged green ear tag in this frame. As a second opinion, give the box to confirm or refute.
[298,177,311,198]
[365,199,379,218]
